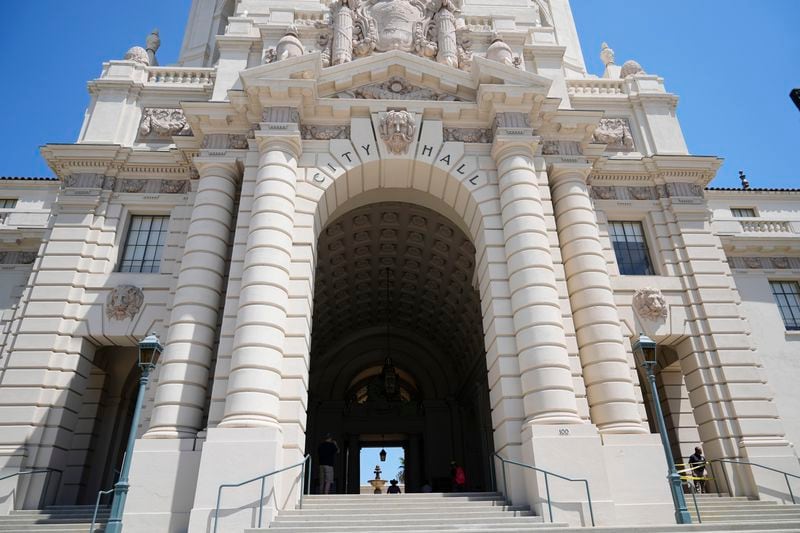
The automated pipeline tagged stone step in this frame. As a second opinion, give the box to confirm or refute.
[278,506,532,517]
[272,515,545,527]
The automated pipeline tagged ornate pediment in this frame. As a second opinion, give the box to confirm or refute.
[330,75,462,101]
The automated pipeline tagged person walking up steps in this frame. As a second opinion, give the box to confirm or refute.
[318,433,339,494]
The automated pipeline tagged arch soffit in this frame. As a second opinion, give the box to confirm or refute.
[312,327,449,400]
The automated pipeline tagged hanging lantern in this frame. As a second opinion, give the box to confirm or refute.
[380,448,387,462]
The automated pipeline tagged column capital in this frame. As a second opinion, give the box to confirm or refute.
[490,135,540,162]
[191,155,241,180]
[547,161,593,182]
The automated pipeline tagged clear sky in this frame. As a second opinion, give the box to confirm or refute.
[1,1,798,189]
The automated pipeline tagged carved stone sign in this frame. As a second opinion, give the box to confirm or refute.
[633,287,668,321]
[379,110,416,154]
[106,285,145,320]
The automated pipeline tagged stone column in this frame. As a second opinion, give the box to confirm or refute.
[435,3,458,68]
[491,122,582,426]
[331,0,353,65]
[549,163,646,434]
[219,108,301,428]
[145,158,239,438]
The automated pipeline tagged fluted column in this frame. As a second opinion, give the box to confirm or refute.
[492,128,582,426]
[219,111,301,428]
[145,158,239,439]
[331,0,353,65]
[549,163,646,434]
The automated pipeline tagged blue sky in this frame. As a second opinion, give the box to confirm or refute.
[360,446,404,485]
[1,1,798,188]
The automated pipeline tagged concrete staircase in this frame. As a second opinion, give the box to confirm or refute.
[688,494,800,524]
[245,492,800,533]
[0,505,109,532]
[259,492,565,532]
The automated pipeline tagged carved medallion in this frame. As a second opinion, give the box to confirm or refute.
[379,110,416,154]
[138,108,192,139]
[106,285,145,321]
[633,287,668,321]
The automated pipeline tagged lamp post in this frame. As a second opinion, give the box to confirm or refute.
[632,333,692,525]
[106,332,163,533]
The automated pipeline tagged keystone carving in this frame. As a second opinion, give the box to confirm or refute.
[138,108,192,138]
[633,287,668,321]
[379,110,416,154]
[106,285,145,321]
[593,118,634,152]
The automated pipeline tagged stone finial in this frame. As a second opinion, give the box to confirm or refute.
[146,28,161,66]
[620,60,645,78]
[600,42,615,66]
[275,25,305,61]
[486,33,514,66]
[124,46,150,65]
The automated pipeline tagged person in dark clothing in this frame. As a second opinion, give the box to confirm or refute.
[387,479,401,494]
[688,446,706,493]
[318,433,339,494]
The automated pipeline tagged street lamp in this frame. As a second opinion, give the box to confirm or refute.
[106,332,163,533]
[632,333,692,525]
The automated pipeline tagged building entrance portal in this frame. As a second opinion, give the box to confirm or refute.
[306,202,494,494]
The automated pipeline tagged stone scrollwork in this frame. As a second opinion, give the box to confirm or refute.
[593,118,635,152]
[138,108,192,139]
[301,125,352,140]
[106,285,145,321]
[633,287,668,321]
[337,76,459,100]
[443,128,492,143]
[379,110,416,154]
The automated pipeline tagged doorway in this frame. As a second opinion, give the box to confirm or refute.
[306,202,494,494]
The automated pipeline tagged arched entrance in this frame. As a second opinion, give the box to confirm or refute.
[306,201,493,493]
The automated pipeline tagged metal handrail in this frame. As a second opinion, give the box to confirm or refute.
[89,488,114,533]
[212,455,311,533]
[491,453,595,527]
[707,458,800,504]
[0,468,63,509]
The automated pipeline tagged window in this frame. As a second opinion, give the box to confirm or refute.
[731,208,756,218]
[119,215,169,273]
[0,199,17,209]
[609,221,655,275]
[770,281,800,331]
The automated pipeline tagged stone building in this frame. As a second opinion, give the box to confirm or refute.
[0,0,798,531]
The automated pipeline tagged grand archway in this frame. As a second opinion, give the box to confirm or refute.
[305,201,493,493]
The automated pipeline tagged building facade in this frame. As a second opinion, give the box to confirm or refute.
[0,0,798,531]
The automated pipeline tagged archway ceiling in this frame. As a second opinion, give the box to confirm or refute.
[312,202,485,380]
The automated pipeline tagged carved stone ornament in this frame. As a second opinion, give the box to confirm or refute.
[272,25,305,62]
[633,287,668,321]
[321,0,466,70]
[139,108,192,138]
[337,76,460,100]
[443,128,492,143]
[620,60,645,78]
[593,118,634,151]
[542,141,582,156]
[379,110,416,154]
[124,46,150,65]
[106,285,145,321]
[301,125,351,140]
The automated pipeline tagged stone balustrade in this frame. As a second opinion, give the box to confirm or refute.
[567,79,625,96]
[739,219,795,233]
[146,67,215,87]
